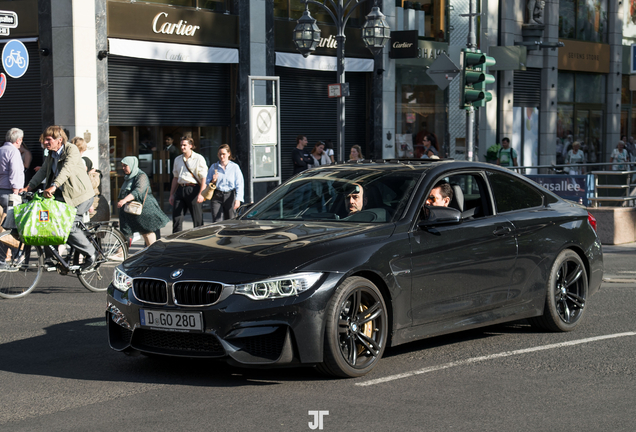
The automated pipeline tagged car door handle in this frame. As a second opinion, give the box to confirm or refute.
[493,226,512,236]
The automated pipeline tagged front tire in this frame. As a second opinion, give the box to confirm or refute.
[78,227,128,292]
[0,233,43,299]
[530,249,588,332]
[318,277,388,378]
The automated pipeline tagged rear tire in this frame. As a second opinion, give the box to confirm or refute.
[0,232,43,299]
[78,227,128,292]
[318,276,388,378]
[530,249,588,332]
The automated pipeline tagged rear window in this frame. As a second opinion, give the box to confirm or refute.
[488,172,544,213]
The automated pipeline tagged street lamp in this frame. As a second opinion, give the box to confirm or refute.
[292,0,390,162]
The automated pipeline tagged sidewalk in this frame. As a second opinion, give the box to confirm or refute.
[114,211,215,254]
[600,241,636,283]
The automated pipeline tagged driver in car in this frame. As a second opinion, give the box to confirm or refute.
[346,183,365,214]
[426,181,453,207]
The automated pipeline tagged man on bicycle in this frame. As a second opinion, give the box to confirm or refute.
[20,126,96,268]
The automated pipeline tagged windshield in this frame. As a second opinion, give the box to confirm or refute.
[244,167,421,223]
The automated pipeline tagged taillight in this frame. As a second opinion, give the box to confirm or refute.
[587,212,597,232]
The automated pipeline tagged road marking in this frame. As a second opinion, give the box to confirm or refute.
[356,332,636,387]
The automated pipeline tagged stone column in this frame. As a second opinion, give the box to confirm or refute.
[95,0,109,206]
[606,0,623,162]
[478,0,500,159]
[49,0,99,163]
[497,0,519,154]
[538,0,559,168]
[382,0,396,159]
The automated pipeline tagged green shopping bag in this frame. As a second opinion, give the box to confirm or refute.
[14,194,77,246]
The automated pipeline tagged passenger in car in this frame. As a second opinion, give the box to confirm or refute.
[426,181,453,207]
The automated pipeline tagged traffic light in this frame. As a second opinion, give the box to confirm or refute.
[459,49,496,109]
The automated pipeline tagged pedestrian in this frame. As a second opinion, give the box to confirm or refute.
[349,145,364,161]
[422,134,438,159]
[17,138,33,187]
[310,141,331,166]
[206,144,244,222]
[564,141,586,174]
[324,139,335,163]
[20,126,97,268]
[292,135,313,174]
[496,137,518,167]
[117,156,169,246]
[169,136,208,233]
[0,128,25,242]
[610,140,630,171]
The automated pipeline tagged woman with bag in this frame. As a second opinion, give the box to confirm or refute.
[205,144,244,222]
[117,156,169,247]
[610,140,630,171]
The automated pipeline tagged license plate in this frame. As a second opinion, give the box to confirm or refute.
[139,309,203,332]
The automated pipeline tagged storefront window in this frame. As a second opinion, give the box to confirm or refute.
[557,72,605,165]
[559,0,608,43]
[109,125,227,214]
[575,73,605,104]
[111,0,231,13]
[274,0,368,26]
[395,64,446,158]
[558,72,574,103]
[402,0,446,41]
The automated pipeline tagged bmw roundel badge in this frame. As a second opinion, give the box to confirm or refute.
[171,269,184,279]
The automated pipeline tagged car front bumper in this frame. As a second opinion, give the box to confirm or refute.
[106,273,341,366]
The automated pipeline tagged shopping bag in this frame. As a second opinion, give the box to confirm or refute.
[13,194,77,246]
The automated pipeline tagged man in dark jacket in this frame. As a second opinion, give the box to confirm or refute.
[291,135,313,175]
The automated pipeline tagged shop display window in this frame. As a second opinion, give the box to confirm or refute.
[110,0,232,13]
[559,0,608,43]
[395,66,446,158]
[557,71,605,167]
[274,0,370,27]
[397,0,446,41]
[109,125,227,214]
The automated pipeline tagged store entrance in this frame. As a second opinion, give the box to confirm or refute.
[109,126,226,216]
[557,105,603,167]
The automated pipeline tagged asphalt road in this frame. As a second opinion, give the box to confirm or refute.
[0,244,635,432]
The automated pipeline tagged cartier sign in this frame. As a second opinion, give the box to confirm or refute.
[108,2,239,48]
[389,30,418,59]
[152,12,200,37]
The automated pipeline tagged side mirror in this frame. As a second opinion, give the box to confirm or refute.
[236,202,255,218]
[418,205,462,228]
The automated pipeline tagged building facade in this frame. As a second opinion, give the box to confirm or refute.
[0,0,629,210]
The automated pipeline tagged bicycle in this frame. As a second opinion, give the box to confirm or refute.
[4,49,26,68]
[0,193,129,299]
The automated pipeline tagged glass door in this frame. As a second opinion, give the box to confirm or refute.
[574,108,603,167]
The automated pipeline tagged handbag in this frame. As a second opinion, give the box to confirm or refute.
[202,181,217,201]
[123,187,149,215]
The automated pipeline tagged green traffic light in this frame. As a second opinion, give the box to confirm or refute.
[460,49,496,109]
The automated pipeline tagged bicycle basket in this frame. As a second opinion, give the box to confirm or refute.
[14,195,77,246]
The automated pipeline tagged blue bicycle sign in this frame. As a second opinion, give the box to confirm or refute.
[2,39,29,79]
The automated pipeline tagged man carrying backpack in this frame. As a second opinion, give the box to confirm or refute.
[496,137,518,167]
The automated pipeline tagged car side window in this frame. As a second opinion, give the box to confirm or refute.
[487,171,544,213]
[446,173,490,219]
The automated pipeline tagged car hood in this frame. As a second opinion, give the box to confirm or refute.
[123,220,392,280]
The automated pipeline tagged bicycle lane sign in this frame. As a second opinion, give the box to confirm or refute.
[2,39,29,79]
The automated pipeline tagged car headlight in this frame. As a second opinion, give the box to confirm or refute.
[113,267,133,293]
[234,272,322,300]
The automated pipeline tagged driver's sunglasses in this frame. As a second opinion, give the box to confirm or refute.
[427,195,437,203]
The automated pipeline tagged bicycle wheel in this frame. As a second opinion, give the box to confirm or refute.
[78,227,128,292]
[0,232,43,299]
